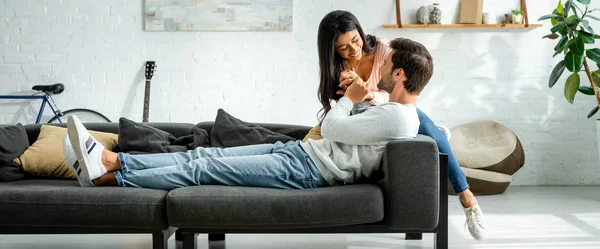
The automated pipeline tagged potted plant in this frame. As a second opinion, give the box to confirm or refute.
[512,9,524,24]
[538,0,600,155]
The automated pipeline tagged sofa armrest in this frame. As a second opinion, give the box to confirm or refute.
[379,135,440,231]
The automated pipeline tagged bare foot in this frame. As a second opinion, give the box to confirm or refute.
[92,172,118,186]
[101,150,121,172]
[458,189,477,208]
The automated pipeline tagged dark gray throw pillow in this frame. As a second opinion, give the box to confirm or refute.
[0,161,25,182]
[117,117,210,153]
[210,109,296,148]
[0,123,29,165]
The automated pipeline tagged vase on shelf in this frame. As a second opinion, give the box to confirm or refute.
[416,5,430,24]
[430,3,442,24]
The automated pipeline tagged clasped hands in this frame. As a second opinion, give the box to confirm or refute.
[337,69,373,104]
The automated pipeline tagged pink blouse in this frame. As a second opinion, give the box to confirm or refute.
[365,37,393,105]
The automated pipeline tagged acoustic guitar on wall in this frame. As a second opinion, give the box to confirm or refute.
[143,61,156,123]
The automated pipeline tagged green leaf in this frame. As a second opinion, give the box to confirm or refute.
[551,21,568,33]
[538,14,564,21]
[588,15,600,21]
[570,35,585,55]
[554,35,569,52]
[565,50,584,72]
[552,10,561,26]
[549,60,566,88]
[576,0,591,4]
[580,31,595,44]
[578,86,594,95]
[543,33,560,39]
[582,20,595,34]
[565,73,580,103]
[567,16,581,28]
[557,0,565,16]
[566,15,581,27]
[587,48,600,64]
[588,106,599,118]
[565,1,574,16]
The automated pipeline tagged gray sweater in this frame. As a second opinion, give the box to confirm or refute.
[300,97,420,185]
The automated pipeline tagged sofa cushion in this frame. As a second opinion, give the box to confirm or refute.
[167,184,384,229]
[117,117,210,153]
[210,109,297,148]
[0,123,29,165]
[0,180,168,229]
[14,125,118,179]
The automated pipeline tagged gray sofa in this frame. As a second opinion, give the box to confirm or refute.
[0,122,448,249]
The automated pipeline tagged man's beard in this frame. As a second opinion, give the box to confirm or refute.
[377,75,394,93]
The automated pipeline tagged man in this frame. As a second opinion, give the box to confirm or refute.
[64,37,486,239]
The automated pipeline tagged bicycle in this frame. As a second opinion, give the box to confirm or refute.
[0,83,111,124]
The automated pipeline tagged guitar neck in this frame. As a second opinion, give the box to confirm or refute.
[143,79,151,122]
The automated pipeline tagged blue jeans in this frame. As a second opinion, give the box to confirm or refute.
[417,108,469,194]
[113,141,329,191]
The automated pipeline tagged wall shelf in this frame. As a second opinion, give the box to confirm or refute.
[386,0,542,30]
[382,23,543,29]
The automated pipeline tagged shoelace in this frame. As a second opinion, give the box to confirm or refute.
[464,206,484,232]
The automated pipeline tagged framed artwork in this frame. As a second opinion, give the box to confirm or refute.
[144,0,293,32]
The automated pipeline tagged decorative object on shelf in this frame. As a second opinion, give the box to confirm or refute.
[482,13,489,24]
[511,9,524,24]
[430,2,442,24]
[416,5,430,24]
[144,0,293,32]
[459,0,483,24]
[504,13,512,24]
[384,0,541,29]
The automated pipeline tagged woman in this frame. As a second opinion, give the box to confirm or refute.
[305,10,487,241]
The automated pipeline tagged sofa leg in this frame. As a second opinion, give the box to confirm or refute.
[208,233,225,241]
[175,229,182,241]
[435,153,449,249]
[152,229,172,249]
[405,233,423,240]
[182,232,198,249]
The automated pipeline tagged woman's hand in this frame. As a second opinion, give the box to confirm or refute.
[342,76,371,104]
[337,69,374,101]
[339,69,360,90]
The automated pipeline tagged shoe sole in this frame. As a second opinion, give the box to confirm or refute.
[67,116,93,186]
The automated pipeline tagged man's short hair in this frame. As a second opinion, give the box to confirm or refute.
[389,38,433,95]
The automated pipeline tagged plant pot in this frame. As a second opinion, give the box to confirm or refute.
[512,14,523,24]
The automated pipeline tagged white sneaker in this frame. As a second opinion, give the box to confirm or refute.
[436,124,451,141]
[464,202,488,241]
[63,135,95,187]
[67,115,107,183]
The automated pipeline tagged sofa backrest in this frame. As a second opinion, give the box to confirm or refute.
[196,121,312,141]
[23,123,197,145]
[20,121,313,146]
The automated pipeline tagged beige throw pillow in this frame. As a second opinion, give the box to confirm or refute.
[14,125,118,179]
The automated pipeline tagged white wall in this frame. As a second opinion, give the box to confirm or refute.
[1,0,599,186]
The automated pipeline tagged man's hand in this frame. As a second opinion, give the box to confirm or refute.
[342,76,371,104]
[337,69,373,102]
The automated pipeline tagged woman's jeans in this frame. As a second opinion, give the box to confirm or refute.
[417,108,469,194]
[113,141,329,191]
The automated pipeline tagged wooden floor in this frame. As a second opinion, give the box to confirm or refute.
[1,186,599,249]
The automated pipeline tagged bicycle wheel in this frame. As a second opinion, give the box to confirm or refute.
[47,108,112,124]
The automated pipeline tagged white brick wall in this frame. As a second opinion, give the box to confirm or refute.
[1,0,599,185]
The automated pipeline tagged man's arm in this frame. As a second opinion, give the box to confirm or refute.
[321,97,399,145]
